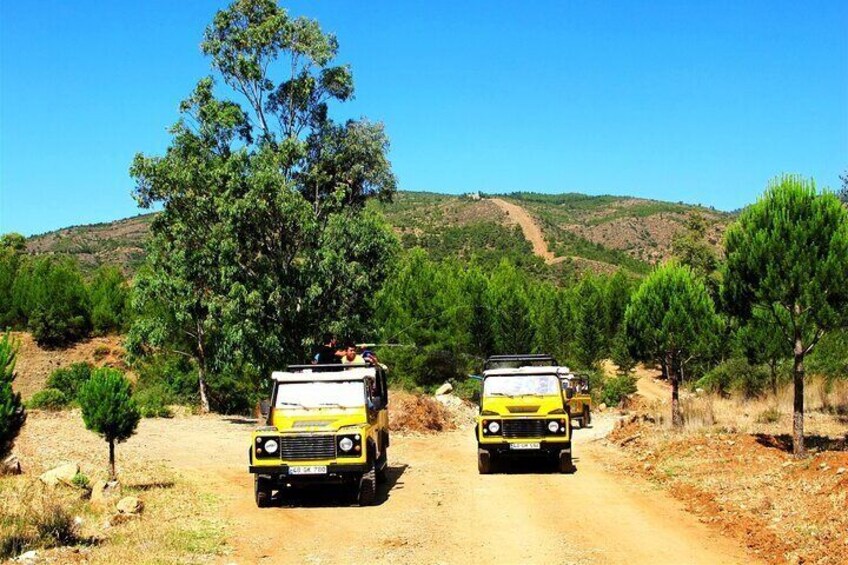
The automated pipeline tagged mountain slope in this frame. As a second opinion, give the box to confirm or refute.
[23,191,732,277]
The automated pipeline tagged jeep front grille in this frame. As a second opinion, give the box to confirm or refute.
[280,435,336,460]
[503,419,545,438]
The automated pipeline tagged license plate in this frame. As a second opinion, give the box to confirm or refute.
[289,465,327,475]
[510,442,540,450]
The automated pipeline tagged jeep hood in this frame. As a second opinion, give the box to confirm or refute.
[480,394,566,416]
[271,407,368,432]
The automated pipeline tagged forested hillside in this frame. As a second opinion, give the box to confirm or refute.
[25,191,731,277]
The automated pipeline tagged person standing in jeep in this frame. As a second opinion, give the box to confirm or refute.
[314,334,343,365]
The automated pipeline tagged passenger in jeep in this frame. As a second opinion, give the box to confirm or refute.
[341,344,365,365]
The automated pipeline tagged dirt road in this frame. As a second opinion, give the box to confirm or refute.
[490,198,557,264]
[150,414,756,564]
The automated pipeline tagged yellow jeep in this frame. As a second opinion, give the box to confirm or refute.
[562,374,592,428]
[475,355,575,474]
[249,364,390,507]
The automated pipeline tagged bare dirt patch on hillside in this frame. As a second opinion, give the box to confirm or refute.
[11,333,127,401]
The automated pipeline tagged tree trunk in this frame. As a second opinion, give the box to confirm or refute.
[109,439,116,480]
[660,357,668,381]
[792,339,806,458]
[770,362,778,397]
[198,364,210,414]
[669,355,683,428]
[196,324,211,414]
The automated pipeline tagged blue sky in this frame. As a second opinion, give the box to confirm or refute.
[1,0,846,236]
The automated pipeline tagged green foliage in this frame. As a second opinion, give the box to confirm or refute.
[0,332,25,458]
[46,362,93,401]
[807,329,848,380]
[572,277,608,369]
[133,386,174,418]
[129,0,398,412]
[12,258,91,347]
[625,262,721,425]
[724,176,848,337]
[78,368,140,477]
[487,261,534,354]
[26,389,70,411]
[672,213,720,298]
[599,374,637,407]
[625,262,721,376]
[723,175,848,454]
[695,357,771,398]
[0,237,26,328]
[89,266,130,335]
[135,354,199,406]
[70,472,90,490]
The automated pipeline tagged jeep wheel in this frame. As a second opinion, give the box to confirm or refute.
[376,452,389,484]
[358,461,377,506]
[254,475,272,508]
[558,449,576,474]
[477,449,492,474]
[583,407,591,427]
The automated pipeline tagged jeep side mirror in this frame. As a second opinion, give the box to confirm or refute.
[259,399,271,420]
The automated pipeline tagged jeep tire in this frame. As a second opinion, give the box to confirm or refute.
[254,475,272,508]
[558,449,576,474]
[583,406,591,427]
[358,461,377,506]
[376,451,389,484]
[477,448,493,474]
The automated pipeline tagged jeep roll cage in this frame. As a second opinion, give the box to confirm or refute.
[483,354,559,370]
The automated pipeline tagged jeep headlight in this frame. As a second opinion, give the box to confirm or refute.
[263,439,279,454]
[339,437,354,452]
[548,421,560,433]
[487,421,500,434]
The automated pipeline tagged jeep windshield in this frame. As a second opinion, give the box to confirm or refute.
[275,380,366,410]
[483,374,561,398]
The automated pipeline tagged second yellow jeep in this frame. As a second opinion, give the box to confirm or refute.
[475,355,575,474]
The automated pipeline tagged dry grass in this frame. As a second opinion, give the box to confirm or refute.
[642,377,848,438]
[609,379,848,564]
[2,409,232,563]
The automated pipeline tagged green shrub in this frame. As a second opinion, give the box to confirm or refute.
[89,266,129,335]
[206,373,256,415]
[134,386,174,418]
[0,332,26,458]
[135,354,198,405]
[696,357,771,398]
[70,472,90,490]
[27,389,69,411]
[78,368,140,478]
[600,374,637,407]
[12,258,91,347]
[46,362,92,401]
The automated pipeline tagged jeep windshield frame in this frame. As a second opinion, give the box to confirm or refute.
[272,379,367,410]
[482,373,562,398]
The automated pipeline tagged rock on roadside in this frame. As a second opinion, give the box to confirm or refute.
[2,454,22,475]
[91,480,122,508]
[116,496,144,515]
[434,382,453,396]
[38,462,79,487]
